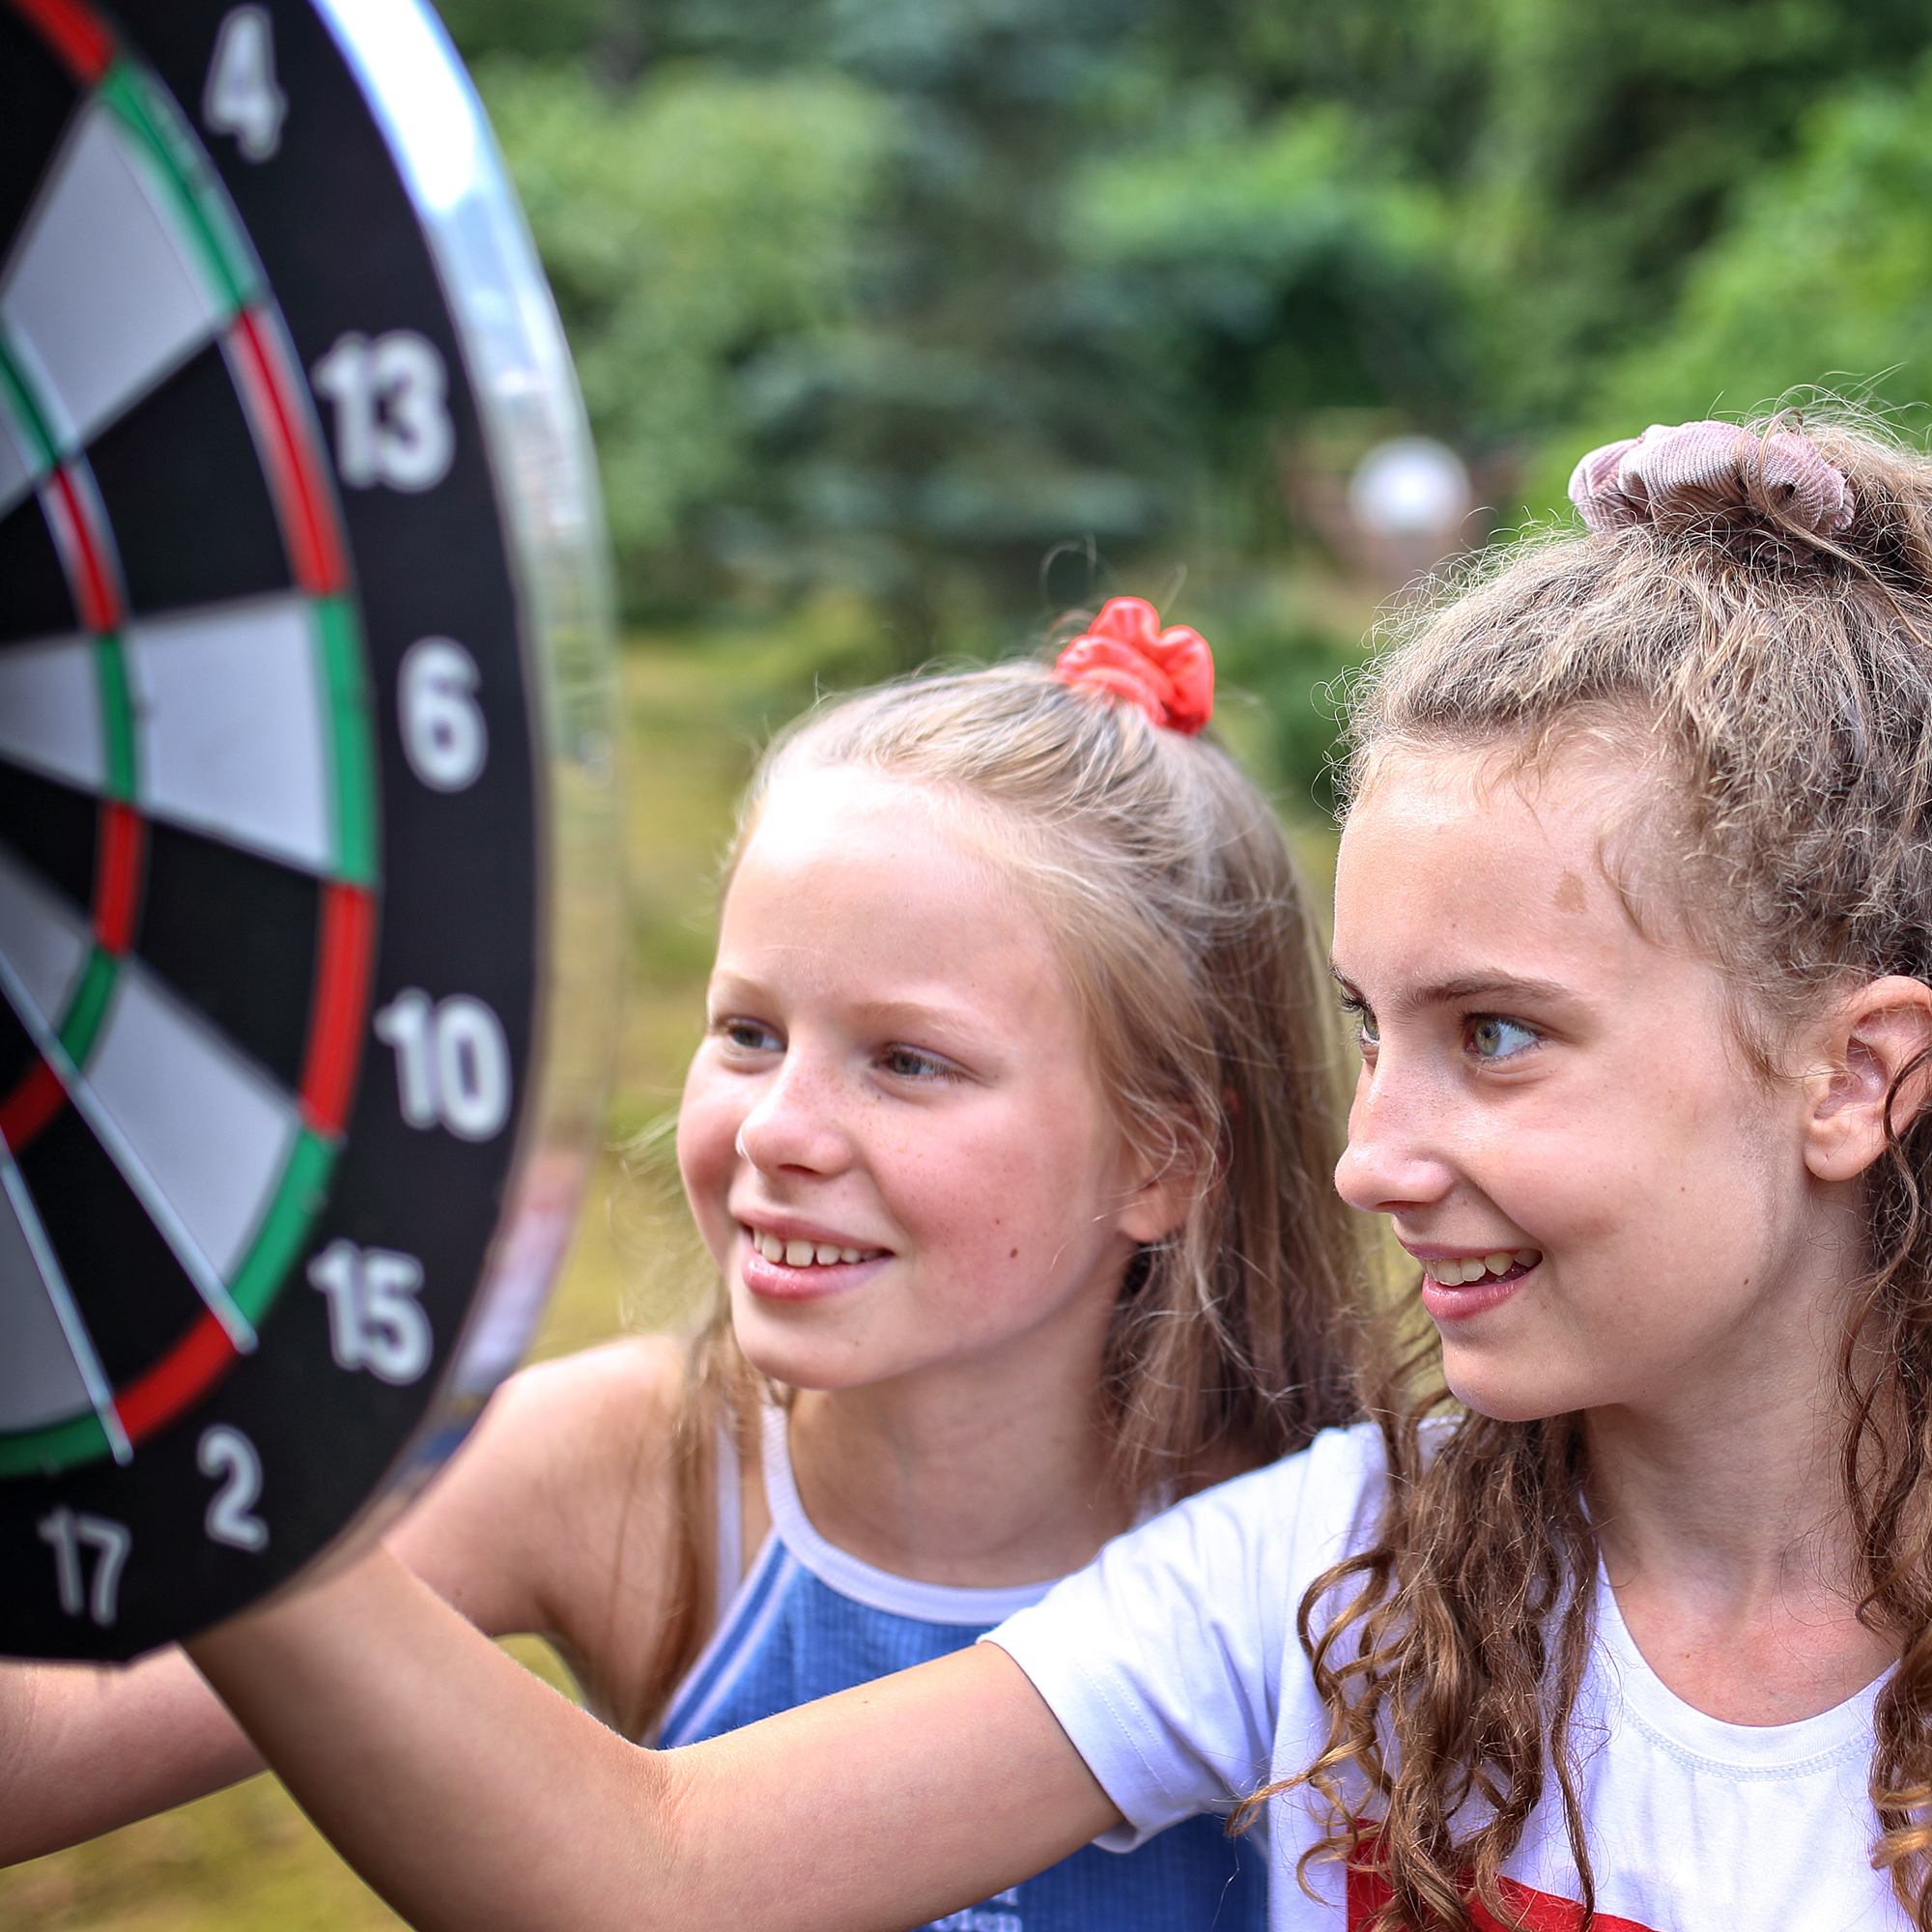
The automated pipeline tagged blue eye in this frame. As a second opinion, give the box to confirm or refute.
[1468,1015,1536,1062]
[882,1046,950,1080]
[718,1017,781,1053]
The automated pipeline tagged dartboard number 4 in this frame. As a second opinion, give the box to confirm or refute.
[400,638,489,791]
[311,332,454,492]
[373,990,511,1140]
[199,1426,270,1552]
[203,7,288,161]
[308,1241,433,1385]
[37,1509,132,1629]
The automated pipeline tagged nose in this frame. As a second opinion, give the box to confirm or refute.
[1332,1048,1458,1217]
[734,1046,853,1179]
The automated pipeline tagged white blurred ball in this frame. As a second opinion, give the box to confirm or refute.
[1349,437,1470,540]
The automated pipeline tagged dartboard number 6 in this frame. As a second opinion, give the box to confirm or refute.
[309,1241,433,1386]
[374,990,512,1141]
[400,638,489,791]
[38,1509,132,1629]
[203,7,288,162]
[311,332,454,492]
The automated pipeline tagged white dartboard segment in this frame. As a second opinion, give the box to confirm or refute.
[0,634,104,793]
[125,596,333,875]
[0,386,33,520]
[0,103,223,454]
[86,964,299,1281]
[0,843,91,1024]
[0,1179,93,1433]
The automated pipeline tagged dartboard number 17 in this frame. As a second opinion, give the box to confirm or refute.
[0,0,551,1660]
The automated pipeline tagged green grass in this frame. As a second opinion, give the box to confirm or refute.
[0,616,1341,1928]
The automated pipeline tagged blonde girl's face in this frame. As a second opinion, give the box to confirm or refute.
[678,767,1172,1396]
[1330,743,1856,1429]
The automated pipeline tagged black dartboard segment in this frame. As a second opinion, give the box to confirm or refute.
[0,0,618,1659]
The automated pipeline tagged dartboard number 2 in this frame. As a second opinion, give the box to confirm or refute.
[311,332,454,492]
[373,990,512,1140]
[308,1241,433,1386]
[198,1426,270,1552]
[37,1509,131,1628]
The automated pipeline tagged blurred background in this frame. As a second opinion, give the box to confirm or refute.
[14,0,1932,1920]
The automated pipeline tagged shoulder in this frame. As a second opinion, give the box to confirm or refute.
[1134,1421,1390,1590]
[475,1335,689,1481]
[998,1424,1388,1691]
[982,1428,1390,1843]
[387,1335,700,1620]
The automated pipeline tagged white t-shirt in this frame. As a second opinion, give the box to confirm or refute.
[987,1425,1900,1931]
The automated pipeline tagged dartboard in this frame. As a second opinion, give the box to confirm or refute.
[0,0,618,1660]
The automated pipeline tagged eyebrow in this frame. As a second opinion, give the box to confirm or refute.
[706,976,992,1036]
[1329,966,1577,1011]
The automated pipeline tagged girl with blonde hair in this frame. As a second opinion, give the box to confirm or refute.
[4,599,1361,1932]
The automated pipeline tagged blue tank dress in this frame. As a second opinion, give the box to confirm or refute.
[658,1406,1266,1932]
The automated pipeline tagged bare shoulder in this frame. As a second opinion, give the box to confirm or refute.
[475,1335,689,1478]
[386,1336,701,1696]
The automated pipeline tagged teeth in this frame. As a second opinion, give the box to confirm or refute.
[750,1229,874,1267]
[1426,1249,1543,1286]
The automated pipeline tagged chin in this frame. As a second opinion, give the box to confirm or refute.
[1441,1357,1581,1427]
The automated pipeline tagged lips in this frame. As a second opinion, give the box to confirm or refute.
[737,1223,889,1302]
[1415,1249,1540,1321]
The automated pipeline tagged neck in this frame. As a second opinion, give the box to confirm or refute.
[783,1358,1135,1590]
[1584,1223,1895,1722]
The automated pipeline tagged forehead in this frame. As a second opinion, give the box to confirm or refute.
[1333,742,1664,991]
[723,766,1071,1009]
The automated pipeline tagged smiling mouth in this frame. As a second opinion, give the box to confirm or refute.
[746,1228,886,1268]
[1421,1248,1542,1287]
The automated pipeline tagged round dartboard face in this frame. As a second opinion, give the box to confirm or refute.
[0,0,616,1660]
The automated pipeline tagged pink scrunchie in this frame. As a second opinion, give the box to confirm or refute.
[1052,596,1214,735]
[1568,420,1853,538]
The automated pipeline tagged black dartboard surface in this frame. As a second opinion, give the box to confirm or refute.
[0,0,619,1659]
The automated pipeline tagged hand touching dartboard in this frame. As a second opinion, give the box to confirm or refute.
[0,0,620,1659]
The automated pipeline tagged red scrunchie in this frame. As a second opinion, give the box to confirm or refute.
[1052,597,1214,735]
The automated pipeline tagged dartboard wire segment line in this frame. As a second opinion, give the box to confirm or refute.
[0,0,621,1661]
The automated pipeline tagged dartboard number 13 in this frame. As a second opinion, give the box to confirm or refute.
[0,0,548,1659]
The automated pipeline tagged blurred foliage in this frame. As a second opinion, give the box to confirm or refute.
[476,61,897,613]
[1601,48,1932,432]
[436,0,1932,798]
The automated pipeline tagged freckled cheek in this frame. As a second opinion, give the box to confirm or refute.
[675,1089,741,1232]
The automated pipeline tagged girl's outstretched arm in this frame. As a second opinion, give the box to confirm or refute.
[187,1544,1118,1932]
[0,1650,264,1861]
[0,1338,694,1867]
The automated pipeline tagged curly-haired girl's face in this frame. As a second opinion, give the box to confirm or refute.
[1329,743,1852,1428]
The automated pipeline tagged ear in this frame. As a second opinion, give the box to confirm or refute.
[1117,1169,1190,1245]
[1804,976,1932,1183]
[1111,1128,1200,1246]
